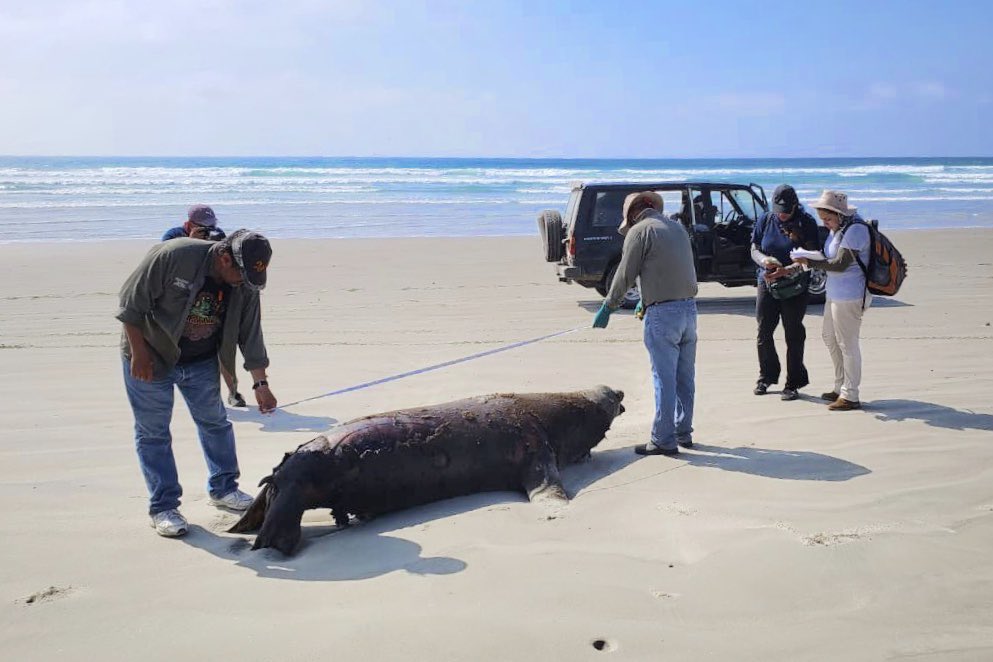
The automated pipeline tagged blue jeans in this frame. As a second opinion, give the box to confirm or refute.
[122,356,240,515]
[643,299,697,450]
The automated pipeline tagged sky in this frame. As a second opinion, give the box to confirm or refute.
[1,0,991,158]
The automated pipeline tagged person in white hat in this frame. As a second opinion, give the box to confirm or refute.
[592,191,699,456]
[787,190,871,411]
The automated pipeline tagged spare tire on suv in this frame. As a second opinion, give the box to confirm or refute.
[538,210,564,262]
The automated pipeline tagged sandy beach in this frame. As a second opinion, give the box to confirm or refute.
[2,229,992,661]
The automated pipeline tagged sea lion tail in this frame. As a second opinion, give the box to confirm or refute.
[227,483,273,534]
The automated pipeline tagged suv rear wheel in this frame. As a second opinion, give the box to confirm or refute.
[601,264,640,309]
[807,268,827,304]
[538,210,564,262]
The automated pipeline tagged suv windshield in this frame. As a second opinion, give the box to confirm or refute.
[725,189,760,221]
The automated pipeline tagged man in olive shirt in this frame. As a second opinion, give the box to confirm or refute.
[118,229,277,537]
[592,191,699,456]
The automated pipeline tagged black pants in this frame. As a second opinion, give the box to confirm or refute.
[756,279,810,389]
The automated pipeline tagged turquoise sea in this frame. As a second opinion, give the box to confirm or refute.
[1,156,991,242]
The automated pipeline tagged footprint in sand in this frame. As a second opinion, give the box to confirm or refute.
[208,513,240,533]
[20,585,73,606]
[657,502,697,516]
[802,532,864,546]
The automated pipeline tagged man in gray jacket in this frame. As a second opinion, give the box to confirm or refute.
[117,229,277,537]
[592,192,698,456]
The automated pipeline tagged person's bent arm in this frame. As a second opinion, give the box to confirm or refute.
[605,230,647,309]
[238,291,275,413]
[804,248,857,273]
[751,243,777,268]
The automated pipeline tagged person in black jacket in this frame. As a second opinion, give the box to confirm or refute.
[750,184,820,401]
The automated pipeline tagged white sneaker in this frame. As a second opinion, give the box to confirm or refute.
[150,509,189,537]
[209,489,254,511]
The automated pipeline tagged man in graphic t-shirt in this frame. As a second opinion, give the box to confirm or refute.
[117,229,277,538]
[161,205,245,407]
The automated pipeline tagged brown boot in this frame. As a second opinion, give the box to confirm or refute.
[820,391,840,402]
[828,397,861,411]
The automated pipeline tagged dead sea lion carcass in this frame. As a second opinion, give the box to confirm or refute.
[229,385,625,555]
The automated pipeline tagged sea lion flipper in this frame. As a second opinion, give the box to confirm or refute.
[521,446,568,505]
[228,484,272,534]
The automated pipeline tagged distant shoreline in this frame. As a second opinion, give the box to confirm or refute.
[3,155,993,161]
[0,226,985,247]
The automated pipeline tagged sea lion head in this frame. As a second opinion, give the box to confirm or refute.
[587,384,625,419]
[547,385,625,464]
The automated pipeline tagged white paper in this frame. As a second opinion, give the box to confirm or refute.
[789,248,826,261]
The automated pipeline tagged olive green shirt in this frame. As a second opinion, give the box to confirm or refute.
[606,210,698,309]
[116,238,269,379]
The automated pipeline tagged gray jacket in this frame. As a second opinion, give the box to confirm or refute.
[116,238,269,378]
[606,210,698,309]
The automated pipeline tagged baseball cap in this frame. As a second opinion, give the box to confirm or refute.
[228,229,272,291]
[188,204,218,228]
[771,184,799,215]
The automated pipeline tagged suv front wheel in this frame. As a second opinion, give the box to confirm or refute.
[598,264,640,309]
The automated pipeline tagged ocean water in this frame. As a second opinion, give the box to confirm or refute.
[1,156,991,242]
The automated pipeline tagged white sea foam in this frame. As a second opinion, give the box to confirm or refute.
[2,158,991,239]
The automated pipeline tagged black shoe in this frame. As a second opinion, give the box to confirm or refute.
[227,392,247,407]
[753,382,769,396]
[676,436,694,449]
[635,444,680,456]
[781,388,799,401]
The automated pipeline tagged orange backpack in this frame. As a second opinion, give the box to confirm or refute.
[841,219,907,296]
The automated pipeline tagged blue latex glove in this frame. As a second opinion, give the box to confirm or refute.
[592,303,612,329]
[634,299,644,320]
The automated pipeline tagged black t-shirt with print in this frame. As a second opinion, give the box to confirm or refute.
[177,276,232,364]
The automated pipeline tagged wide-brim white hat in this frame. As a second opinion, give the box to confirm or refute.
[811,189,857,216]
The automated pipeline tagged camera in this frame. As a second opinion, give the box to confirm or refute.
[191,226,226,241]
[205,227,226,242]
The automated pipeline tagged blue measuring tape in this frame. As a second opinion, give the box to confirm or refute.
[281,324,587,409]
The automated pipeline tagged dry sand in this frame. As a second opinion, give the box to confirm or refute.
[1,230,992,661]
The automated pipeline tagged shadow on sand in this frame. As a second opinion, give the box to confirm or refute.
[578,297,759,317]
[179,493,519,582]
[181,457,632,580]
[181,439,868,578]
[681,443,871,481]
[577,296,911,318]
[869,399,993,432]
[563,442,870,489]
[226,407,337,433]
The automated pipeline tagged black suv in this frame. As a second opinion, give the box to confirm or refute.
[538,181,826,307]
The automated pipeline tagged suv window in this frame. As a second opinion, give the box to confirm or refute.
[592,191,627,228]
[592,189,685,228]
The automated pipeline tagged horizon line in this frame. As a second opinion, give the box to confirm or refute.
[2,154,993,161]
